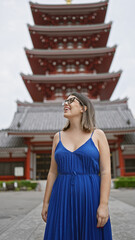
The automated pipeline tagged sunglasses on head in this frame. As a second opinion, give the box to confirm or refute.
[62,96,84,106]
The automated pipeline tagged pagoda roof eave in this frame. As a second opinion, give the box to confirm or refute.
[28,22,112,33]
[6,128,135,137]
[16,97,129,107]
[25,45,117,57]
[21,71,122,83]
[29,1,108,10]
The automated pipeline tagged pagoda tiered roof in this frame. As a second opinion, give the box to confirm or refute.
[20,0,121,101]
[25,46,116,74]
[30,1,108,25]
[5,98,135,136]
[21,71,122,101]
[28,22,112,49]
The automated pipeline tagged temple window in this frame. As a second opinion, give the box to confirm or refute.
[66,88,76,95]
[67,42,73,49]
[79,64,85,72]
[58,43,64,49]
[71,64,76,72]
[66,64,71,72]
[77,42,83,48]
[66,64,76,72]
[57,65,63,73]
[124,158,135,172]
[81,88,88,95]
[55,88,63,97]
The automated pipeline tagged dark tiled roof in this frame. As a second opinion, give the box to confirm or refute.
[28,22,112,32]
[21,71,122,82]
[5,98,135,134]
[25,46,116,57]
[30,1,108,10]
[122,133,135,145]
[0,131,26,149]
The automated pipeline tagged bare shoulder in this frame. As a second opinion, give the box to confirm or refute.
[53,131,59,139]
[94,128,107,140]
[53,131,60,147]
[94,128,110,152]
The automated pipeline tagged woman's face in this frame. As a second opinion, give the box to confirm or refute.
[63,95,84,119]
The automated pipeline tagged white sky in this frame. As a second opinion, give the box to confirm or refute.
[0,0,135,129]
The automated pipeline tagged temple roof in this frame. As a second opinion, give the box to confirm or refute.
[21,71,121,83]
[30,1,108,10]
[25,46,116,57]
[28,22,112,33]
[21,71,121,101]
[30,1,108,25]
[4,98,135,136]
[0,131,26,150]
[28,22,111,49]
[25,46,116,75]
[122,133,135,145]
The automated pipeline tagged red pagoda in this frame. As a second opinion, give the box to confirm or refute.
[0,0,135,181]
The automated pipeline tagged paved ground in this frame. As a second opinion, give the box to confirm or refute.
[0,181,135,240]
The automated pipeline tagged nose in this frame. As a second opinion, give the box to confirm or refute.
[63,101,69,107]
[62,101,67,106]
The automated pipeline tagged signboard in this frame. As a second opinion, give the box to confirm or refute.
[14,167,24,176]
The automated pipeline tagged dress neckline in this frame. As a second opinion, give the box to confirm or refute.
[55,137,99,155]
[60,137,91,153]
[59,130,99,154]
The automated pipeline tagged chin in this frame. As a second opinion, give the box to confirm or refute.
[63,112,70,118]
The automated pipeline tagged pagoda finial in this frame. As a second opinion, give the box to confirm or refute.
[66,0,72,4]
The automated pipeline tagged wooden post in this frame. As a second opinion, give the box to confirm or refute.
[25,141,31,180]
[118,140,124,176]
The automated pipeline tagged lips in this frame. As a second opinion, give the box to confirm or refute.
[64,107,71,111]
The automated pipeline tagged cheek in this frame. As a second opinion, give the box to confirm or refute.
[71,106,82,115]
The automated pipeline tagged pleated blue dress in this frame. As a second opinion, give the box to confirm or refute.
[43,130,112,240]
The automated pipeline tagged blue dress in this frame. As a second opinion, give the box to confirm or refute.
[43,130,112,240]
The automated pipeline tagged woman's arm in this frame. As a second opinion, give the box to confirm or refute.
[41,132,59,222]
[96,129,111,228]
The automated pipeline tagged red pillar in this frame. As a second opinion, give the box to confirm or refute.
[118,140,124,176]
[25,141,31,180]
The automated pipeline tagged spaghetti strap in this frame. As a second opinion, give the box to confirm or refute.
[90,130,94,139]
[59,131,61,142]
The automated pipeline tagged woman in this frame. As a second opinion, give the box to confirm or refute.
[42,92,112,239]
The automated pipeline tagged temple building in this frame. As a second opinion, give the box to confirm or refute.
[0,0,135,181]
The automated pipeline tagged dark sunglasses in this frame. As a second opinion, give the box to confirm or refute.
[62,96,83,106]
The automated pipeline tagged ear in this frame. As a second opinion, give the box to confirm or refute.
[84,106,87,111]
[80,105,87,112]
